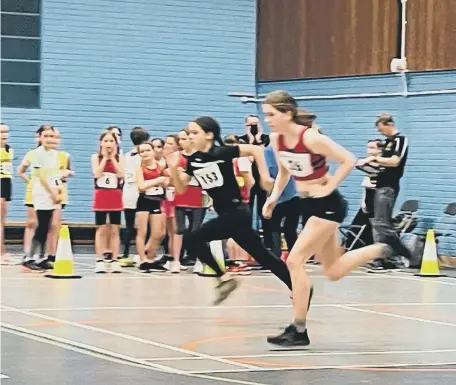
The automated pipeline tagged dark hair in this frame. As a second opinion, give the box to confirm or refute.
[137,141,154,153]
[130,127,150,146]
[263,90,317,127]
[107,125,122,137]
[244,114,259,122]
[151,138,165,147]
[193,116,224,146]
[166,134,179,144]
[223,134,239,146]
[375,113,394,126]
[99,130,119,155]
[37,124,54,134]
[176,129,189,147]
[368,139,383,148]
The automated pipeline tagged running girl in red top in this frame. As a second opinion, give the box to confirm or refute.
[262,91,392,347]
[91,130,124,274]
[135,142,168,272]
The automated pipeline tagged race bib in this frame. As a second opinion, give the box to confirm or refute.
[97,172,118,189]
[193,163,224,190]
[0,162,12,175]
[125,171,135,184]
[145,186,164,196]
[165,187,175,201]
[48,175,61,187]
[279,152,313,177]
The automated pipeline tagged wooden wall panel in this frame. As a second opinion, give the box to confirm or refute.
[406,0,456,71]
[257,0,398,81]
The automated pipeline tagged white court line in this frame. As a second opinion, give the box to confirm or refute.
[1,304,259,371]
[355,269,456,286]
[1,324,269,385]
[388,271,456,285]
[1,323,178,373]
[336,304,456,328]
[185,361,456,374]
[1,302,455,313]
[141,348,456,361]
[0,276,159,281]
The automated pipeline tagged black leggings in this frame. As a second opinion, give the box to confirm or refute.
[176,207,207,260]
[29,209,54,258]
[123,209,136,256]
[184,204,292,289]
[249,184,272,248]
[266,197,300,256]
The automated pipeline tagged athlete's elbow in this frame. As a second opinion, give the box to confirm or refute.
[344,155,357,169]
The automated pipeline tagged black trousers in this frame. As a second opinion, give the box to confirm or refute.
[265,197,300,256]
[28,209,54,259]
[175,207,207,260]
[249,184,272,248]
[123,209,136,256]
[373,187,412,260]
[184,203,292,289]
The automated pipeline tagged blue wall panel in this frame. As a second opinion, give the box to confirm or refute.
[258,71,456,255]
[3,0,256,222]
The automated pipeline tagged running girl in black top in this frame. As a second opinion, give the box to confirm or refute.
[166,116,292,305]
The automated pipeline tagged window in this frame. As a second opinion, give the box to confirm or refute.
[1,0,41,108]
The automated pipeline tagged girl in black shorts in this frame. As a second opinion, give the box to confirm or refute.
[135,142,168,272]
[166,116,292,305]
[262,91,394,347]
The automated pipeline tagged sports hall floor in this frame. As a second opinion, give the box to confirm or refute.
[2,247,456,385]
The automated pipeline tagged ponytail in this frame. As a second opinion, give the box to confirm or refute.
[215,134,225,147]
[293,109,317,127]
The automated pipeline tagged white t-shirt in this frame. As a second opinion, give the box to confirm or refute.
[31,146,61,210]
[122,149,141,209]
[237,156,252,173]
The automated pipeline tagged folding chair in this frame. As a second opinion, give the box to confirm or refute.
[339,199,419,252]
[339,218,369,251]
[393,199,419,235]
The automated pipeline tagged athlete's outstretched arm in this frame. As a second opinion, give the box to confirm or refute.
[267,133,291,203]
[237,144,273,192]
[166,152,191,194]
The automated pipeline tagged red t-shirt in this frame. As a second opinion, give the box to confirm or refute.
[174,152,204,208]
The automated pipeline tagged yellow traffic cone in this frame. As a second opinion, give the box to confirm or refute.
[45,225,82,279]
[199,240,226,277]
[415,229,445,277]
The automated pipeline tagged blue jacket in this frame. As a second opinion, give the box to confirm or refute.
[264,146,297,204]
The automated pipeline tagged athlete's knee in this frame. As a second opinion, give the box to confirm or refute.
[110,225,120,236]
[322,266,343,281]
[286,252,306,271]
[26,216,37,229]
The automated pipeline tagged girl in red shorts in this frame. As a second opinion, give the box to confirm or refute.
[91,130,124,273]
